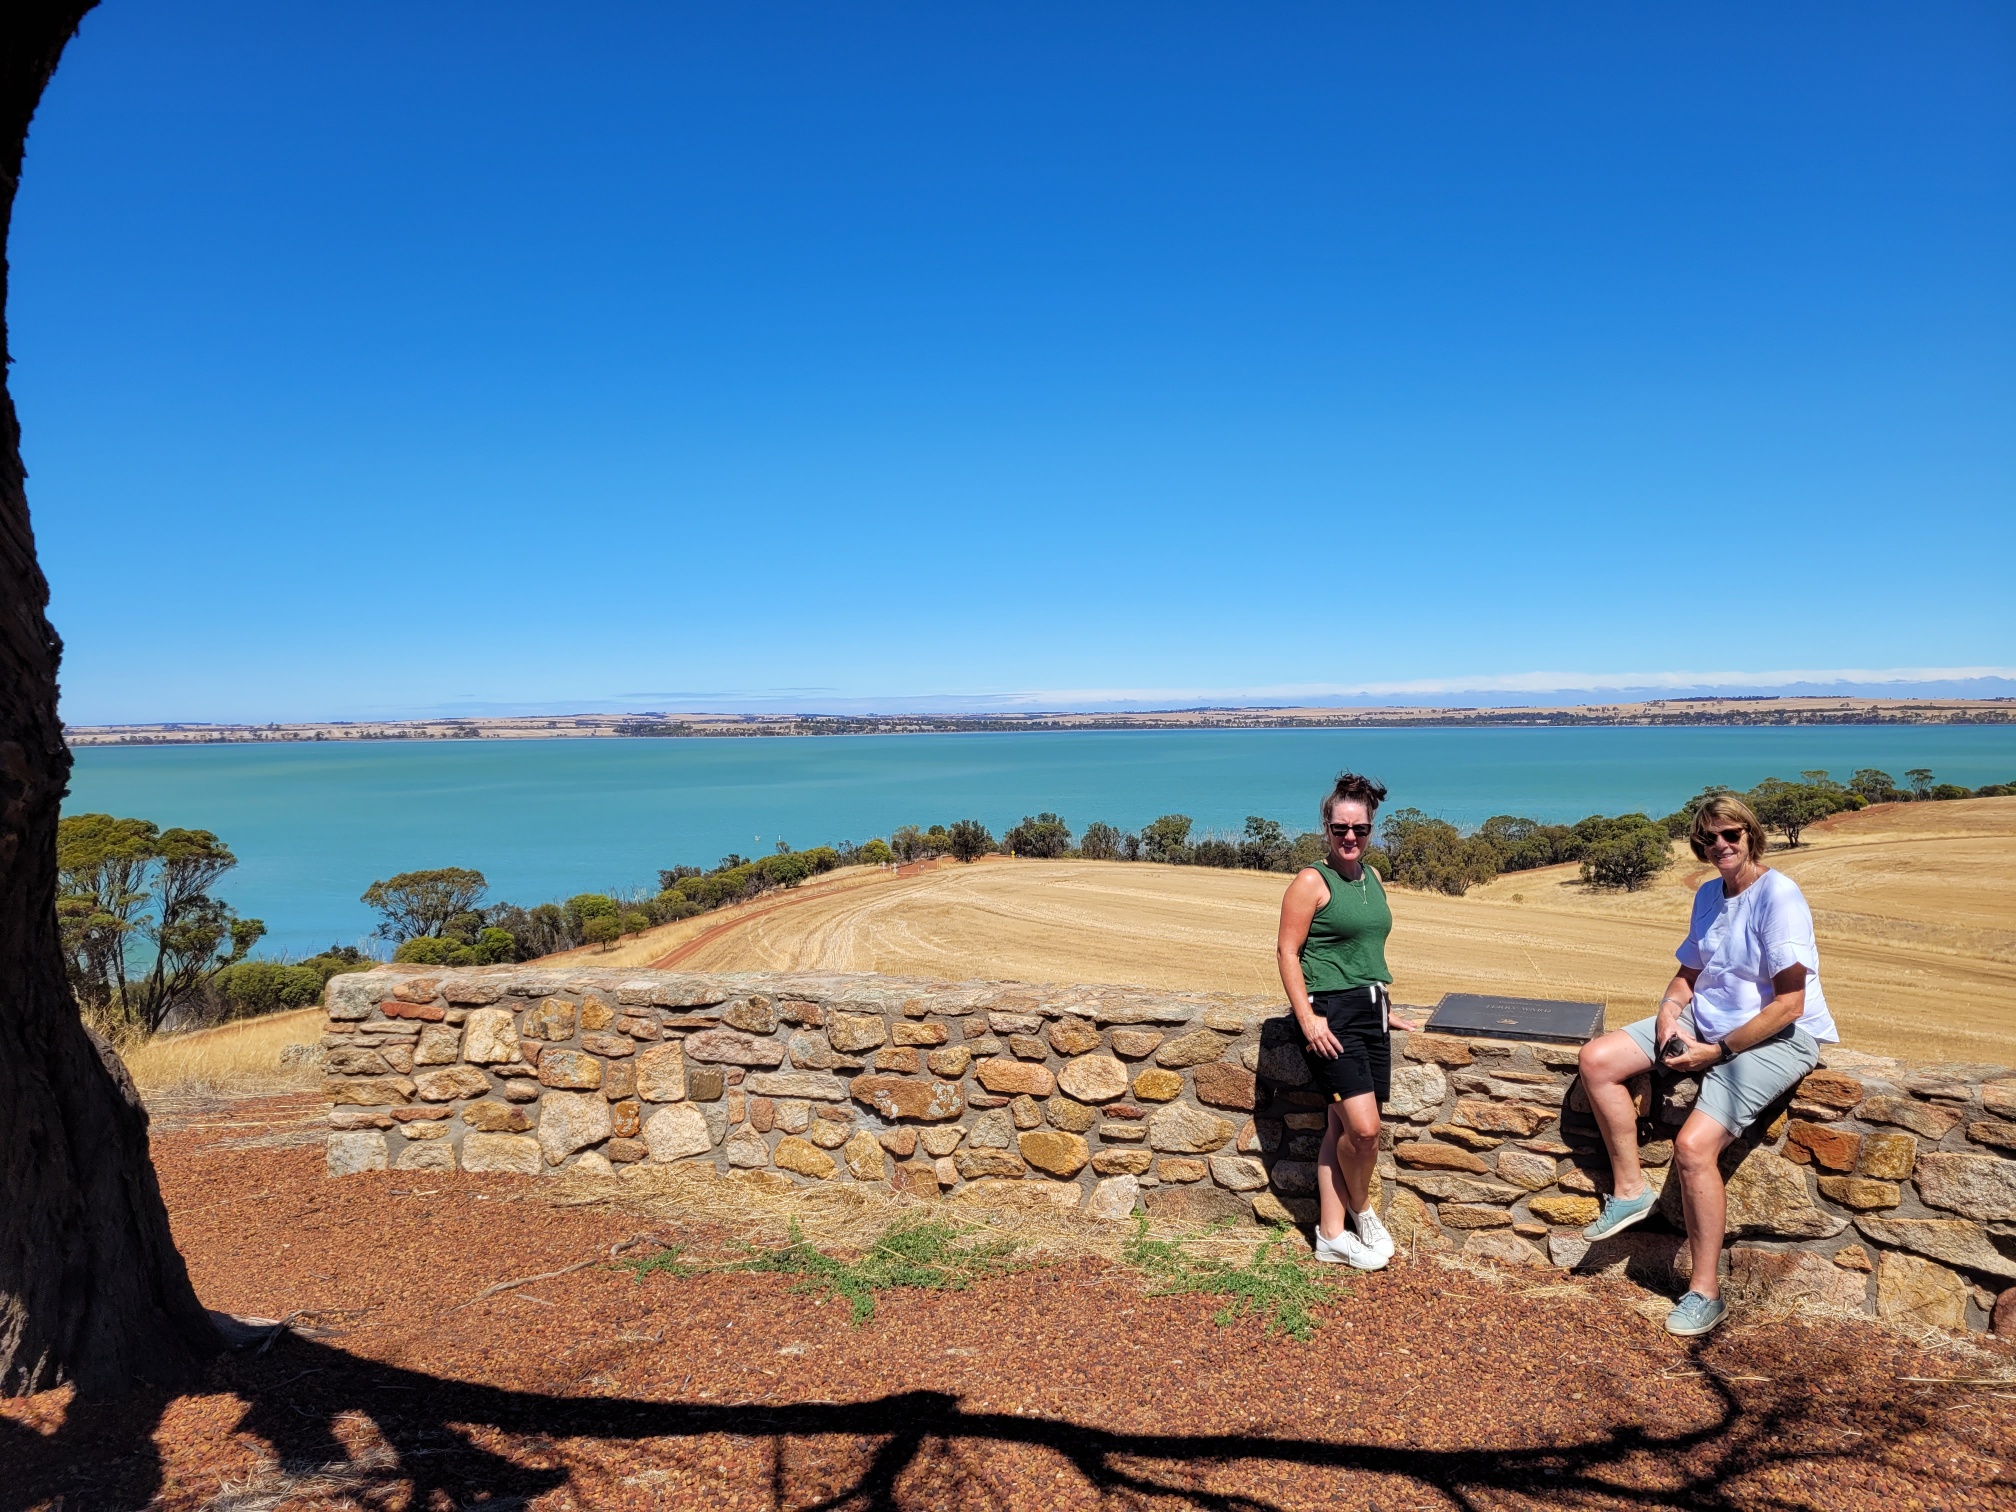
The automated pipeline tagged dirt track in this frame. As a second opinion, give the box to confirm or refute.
[637,800,2016,1064]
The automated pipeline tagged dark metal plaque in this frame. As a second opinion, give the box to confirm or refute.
[1421,992,1604,1045]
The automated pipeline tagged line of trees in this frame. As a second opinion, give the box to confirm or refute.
[72,766,2012,1032]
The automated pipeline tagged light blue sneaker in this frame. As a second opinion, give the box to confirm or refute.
[1582,1188,1656,1242]
[1665,1291,1729,1337]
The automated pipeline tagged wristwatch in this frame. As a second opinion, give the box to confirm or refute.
[1717,1040,1737,1064]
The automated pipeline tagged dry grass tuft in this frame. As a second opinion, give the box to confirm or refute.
[122,1008,325,1099]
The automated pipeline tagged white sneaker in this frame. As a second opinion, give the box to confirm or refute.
[1313,1223,1386,1270]
[1353,1207,1396,1266]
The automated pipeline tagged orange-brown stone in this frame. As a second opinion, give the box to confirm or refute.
[1785,1119,1862,1172]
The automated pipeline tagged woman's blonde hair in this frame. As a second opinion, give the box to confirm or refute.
[1688,793,1768,862]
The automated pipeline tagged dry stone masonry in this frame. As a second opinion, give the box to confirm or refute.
[322,967,2016,1334]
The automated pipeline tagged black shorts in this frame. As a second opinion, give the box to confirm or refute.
[1304,986,1392,1103]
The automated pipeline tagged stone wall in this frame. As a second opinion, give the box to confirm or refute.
[321,967,2016,1334]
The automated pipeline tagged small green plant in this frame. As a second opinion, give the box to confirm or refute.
[1120,1214,1340,1341]
[737,1217,1022,1323]
[619,1243,702,1281]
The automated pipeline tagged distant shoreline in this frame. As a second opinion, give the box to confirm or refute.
[62,695,2016,746]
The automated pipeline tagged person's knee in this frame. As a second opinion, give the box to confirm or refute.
[1579,1034,1627,1086]
[1347,1108,1382,1143]
[1674,1125,1725,1173]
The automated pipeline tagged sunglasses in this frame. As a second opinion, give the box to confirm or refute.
[1328,823,1373,839]
[1700,827,1746,846]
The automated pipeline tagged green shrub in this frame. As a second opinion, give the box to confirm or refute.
[1380,809,1497,895]
[947,819,995,862]
[393,935,474,966]
[1139,815,1193,863]
[217,960,325,1017]
[1004,813,1073,859]
[1079,822,1123,861]
[1578,821,1674,890]
[857,838,894,864]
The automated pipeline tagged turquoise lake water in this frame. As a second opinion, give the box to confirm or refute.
[66,726,2016,956]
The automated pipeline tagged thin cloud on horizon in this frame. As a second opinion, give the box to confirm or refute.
[65,668,2016,727]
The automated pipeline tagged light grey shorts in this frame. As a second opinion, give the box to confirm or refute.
[1619,1009,1820,1137]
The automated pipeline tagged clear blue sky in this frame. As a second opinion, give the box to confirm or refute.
[13,2,2014,723]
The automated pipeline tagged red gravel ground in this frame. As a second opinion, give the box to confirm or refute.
[5,1092,2015,1511]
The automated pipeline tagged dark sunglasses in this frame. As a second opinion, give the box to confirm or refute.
[1700,826,1746,846]
[1328,823,1373,839]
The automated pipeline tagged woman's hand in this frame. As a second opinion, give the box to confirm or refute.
[1390,1012,1426,1033]
[1660,1034,1721,1073]
[1302,1017,1343,1059]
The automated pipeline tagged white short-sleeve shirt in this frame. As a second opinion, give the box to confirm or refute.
[1675,868,1837,1044]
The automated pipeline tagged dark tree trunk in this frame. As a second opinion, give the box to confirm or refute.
[0,1,221,1396]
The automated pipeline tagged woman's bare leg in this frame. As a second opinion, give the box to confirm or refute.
[1673,1111,1734,1299]
[1578,1030,1655,1199]
[1315,1094,1382,1237]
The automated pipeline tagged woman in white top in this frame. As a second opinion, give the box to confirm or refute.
[1575,793,1837,1337]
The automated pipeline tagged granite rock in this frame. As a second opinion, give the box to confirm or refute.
[843,1130,889,1182]
[828,1012,889,1054]
[537,1050,603,1092]
[1726,1249,1868,1313]
[774,1136,838,1179]
[1385,1063,1448,1120]
[461,1132,543,1175]
[1209,1155,1269,1191]
[684,1029,788,1067]
[1111,1029,1164,1060]
[1132,1068,1185,1102]
[1855,1096,1962,1140]
[461,1008,522,1064]
[1057,1054,1130,1104]
[326,1131,389,1175]
[536,1091,612,1166]
[1087,1175,1142,1220]
[1147,1102,1236,1154]
[1915,1152,2016,1221]
[461,1100,533,1133]
[1854,1217,2016,1280]
[523,998,577,1042]
[1815,1176,1900,1211]
[850,1073,965,1121]
[1462,1230,1547,1266]
[644,1104,714,1162]
[1493,1149,1559,1191]
[1020,1130,1091,1177]
[1877,1251,1969,1331]
[1394,1141,1488,1173]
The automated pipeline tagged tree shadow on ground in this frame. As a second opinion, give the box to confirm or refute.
[3,1325,2004,1512]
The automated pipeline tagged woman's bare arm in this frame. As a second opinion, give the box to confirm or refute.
[1655,967,1699,1050]
[1665,965,1802,1069]
[1277,870,1341,1058]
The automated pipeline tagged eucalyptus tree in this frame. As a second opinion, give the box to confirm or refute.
[1,0,224,1398]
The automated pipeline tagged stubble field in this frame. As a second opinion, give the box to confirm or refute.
[597,799,2016,1064]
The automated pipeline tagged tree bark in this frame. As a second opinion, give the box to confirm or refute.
[0,0,221,1395]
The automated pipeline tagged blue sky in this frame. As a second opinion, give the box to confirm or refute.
[14,2,2014,722]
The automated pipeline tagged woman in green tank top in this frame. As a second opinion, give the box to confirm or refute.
[1277,772,1422,1271]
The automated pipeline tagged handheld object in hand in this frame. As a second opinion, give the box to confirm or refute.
[1660,1035,1686,1062]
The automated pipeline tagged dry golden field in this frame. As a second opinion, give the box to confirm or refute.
[622,798,2016,1064]
[121,1006,325,1096]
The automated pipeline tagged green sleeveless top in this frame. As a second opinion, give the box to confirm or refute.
[1298,861,1393,994]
